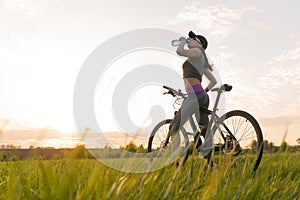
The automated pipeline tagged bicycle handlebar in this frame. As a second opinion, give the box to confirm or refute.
[163,85,186,98]
[163,86,177,97]
[211,84,232,92]
[163,84,232,99]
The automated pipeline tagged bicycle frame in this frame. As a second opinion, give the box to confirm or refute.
[150,84,263,171]
[176,86,241,156]
[163,84,238,145]
[180,88,225,140]
[206,89,238,142]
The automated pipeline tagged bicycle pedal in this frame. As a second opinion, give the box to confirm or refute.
[214,144,223,152]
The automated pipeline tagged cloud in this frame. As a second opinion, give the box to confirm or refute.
[225,52,300,119]
[224,44,300,119]
[168,3,266,81]
[212,46,234,67]
[252,47,300,116]
[169,3,262,39]
[289,33,300,45]
[268,47,300,63]
[2,0,39,11]
[1,0,48,20]
[267,47,300,79]
[169,2,299,121]
[248,19,275,33]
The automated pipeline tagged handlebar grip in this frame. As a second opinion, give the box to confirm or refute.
[163,85,175,92]
[163,85,171,90]
[163,85,177,97]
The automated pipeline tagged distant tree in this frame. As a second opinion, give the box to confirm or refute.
[297,138,300,145]
[137,144,147,153]
[73,144,88,159]
[250,140,258,153]
[263,140,269,152]
[120,142,147,153]
[6,144,17,149]
[269,142,275,153]
[36,146,55,149]
[122,141,138,153]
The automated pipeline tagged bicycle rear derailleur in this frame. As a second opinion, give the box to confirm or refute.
[223,135,242,156]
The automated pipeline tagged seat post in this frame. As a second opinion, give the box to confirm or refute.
[212,90,222,116]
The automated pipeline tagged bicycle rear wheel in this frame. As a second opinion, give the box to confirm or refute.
[211,110,263,171]
[148,119,189,166]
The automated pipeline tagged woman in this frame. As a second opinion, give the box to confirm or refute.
[169,31,217,159]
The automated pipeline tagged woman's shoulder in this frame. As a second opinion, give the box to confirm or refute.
[188,47,202,58]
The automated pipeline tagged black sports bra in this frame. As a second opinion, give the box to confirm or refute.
[182,47,210,82]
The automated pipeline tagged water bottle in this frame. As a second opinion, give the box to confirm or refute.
[171,38,190,46]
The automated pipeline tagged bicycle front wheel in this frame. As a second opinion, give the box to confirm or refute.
[148,119,189,166]
[212,110,263,171]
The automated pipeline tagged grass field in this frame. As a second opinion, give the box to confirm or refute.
[0,152,300,200]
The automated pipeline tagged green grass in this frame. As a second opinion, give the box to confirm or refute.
[0,153,300,199]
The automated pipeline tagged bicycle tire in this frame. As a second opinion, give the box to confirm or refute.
[211,110,263,171]
[148,119,190,165]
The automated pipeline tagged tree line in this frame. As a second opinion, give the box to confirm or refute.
[1,139,300,162]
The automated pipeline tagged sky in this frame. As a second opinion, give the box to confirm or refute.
[0,0,300,147]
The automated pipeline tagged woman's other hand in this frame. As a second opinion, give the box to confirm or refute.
[179,37,186,45]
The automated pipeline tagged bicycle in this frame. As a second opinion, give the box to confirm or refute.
[147,84,264,171]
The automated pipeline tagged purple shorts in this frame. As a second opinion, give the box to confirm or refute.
[186,85,205,94]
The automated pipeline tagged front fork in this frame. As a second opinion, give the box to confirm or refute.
[162,111,177,148]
